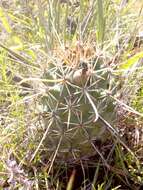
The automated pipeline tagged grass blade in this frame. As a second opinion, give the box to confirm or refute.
[0,6,12,33]
[96,0,105,46]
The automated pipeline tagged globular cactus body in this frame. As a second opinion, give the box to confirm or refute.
[40,60,116,160]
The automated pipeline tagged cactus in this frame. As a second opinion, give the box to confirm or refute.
[38,59,117,161]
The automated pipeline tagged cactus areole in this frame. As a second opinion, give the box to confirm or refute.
[40,60,117,161]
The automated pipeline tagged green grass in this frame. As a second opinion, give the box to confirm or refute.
[0,0,143,189]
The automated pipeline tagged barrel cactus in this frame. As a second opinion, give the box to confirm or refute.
[36,58,117,162]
